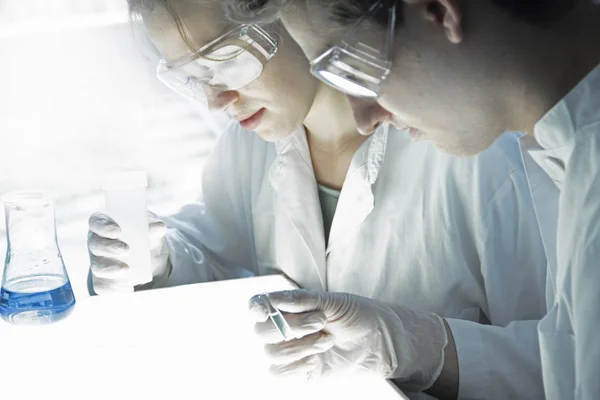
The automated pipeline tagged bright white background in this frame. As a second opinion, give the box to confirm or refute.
[0,0,227,299]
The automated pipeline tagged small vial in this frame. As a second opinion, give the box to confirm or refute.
[102,171,153,286]
[256,293,294,341]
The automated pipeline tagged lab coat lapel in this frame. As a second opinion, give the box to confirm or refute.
[519,134,561,307]
[327,125,389,254]
[269,128,327,290]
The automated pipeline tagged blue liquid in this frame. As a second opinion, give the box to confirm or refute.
[0,276,76,325]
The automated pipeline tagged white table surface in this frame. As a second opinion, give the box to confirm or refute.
[0,275,408,400]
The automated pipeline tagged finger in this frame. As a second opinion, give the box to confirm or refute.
[148,211,166,233]
[249,293,308,321]
[269,355,320,378]
[265,332,334,365]
[149,225,167,249]
[89,212,121,239]
[92,275,134,295]
[269,354,320,377]
[149,220,166,238]
[88,232,129,258]
[307,361,333,382]
[266,290,324,314]
[254,311,327,343]
[91,256,130,279]
[248,294,271,322]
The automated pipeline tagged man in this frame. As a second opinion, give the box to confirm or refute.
[226,0,600,398]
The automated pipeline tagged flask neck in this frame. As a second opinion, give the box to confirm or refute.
[1,192,69,289]
[5,202,59,252]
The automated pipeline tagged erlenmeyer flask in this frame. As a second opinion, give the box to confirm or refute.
[0,191,75,324]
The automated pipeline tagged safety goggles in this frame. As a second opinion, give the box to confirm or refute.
[156,24,279,103]
[310,0,396,99]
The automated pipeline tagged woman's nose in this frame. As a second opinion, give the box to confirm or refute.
[346,96,392,136]
[204,86,239,113]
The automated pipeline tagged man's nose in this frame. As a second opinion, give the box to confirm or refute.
[346,96,392,136]
[204,86,239,113]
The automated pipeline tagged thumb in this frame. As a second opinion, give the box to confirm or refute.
[266,289,325,314]
[248,294,271,322]
[89,212,121,239]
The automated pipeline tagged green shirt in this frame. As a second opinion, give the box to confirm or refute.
[317,184,341,246]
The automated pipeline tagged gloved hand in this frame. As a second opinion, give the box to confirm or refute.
[249,290,448,392]
[88,210,170,295]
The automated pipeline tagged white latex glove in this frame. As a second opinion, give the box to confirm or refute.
[249,290,448,392]
[88,210,170,295]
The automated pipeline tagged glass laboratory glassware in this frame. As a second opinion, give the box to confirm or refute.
[310,0,396,99]
[0,191,76,325]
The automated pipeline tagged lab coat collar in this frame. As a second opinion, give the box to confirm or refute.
[270,127,327,290]
[520,63,600,303]
[518,132,560,306]
[327,124,389,254]
[269,125,389,289]
[357,122,388,184]
[273,123,388,179]
[529,63,600,189]
[273,127,313,166]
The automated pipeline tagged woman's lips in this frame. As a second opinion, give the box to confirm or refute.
[239,108,266,131]
[391,120,425,141]
[408,127,424,141]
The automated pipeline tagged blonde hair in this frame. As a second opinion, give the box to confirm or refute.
[128,0,206,54]
[128,0,283,61]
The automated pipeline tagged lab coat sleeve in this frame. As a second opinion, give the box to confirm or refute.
[447,165,549,399]
[554,130,600,399]
[152,123,259,288]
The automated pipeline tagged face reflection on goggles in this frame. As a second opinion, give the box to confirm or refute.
[156,25,278,103]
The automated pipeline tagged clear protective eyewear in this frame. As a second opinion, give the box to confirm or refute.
[156,24,279,103]
[310,0,396,99]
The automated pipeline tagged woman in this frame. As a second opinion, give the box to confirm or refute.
[87,0,554,397]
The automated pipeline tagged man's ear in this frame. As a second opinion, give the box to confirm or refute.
[405,0,463,43]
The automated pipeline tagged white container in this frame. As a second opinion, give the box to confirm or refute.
[102,171,153,286]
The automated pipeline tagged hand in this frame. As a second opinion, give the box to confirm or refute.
[249,290,448,391]
[88,210,169,295]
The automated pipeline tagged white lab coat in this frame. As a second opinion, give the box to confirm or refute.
[523,63,600,400]
[158,122,554,399]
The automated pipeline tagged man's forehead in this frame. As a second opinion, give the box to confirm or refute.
[143,1,233,61]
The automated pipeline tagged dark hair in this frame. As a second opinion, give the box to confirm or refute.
[225,0,576,27]
[316,0,404,27]
[490,0,578,25]
[224,0,404,26]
